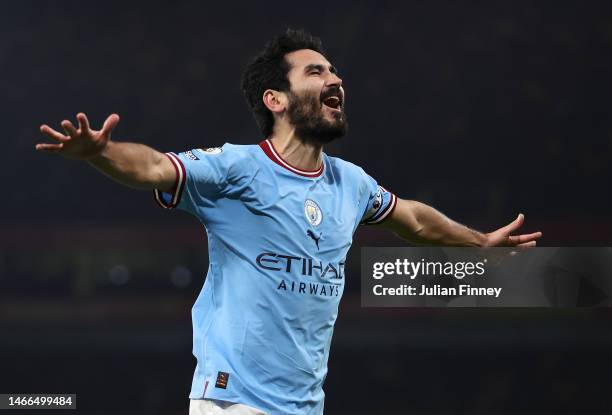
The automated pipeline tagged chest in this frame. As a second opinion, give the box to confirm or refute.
[233,172,361,257]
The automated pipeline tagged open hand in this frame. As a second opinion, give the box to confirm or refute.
[484,213,542,247]
[36,113,120,160]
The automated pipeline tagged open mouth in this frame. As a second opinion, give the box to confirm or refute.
[322,95,343,111]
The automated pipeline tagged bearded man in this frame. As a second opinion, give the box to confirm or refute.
[36,29,541,415]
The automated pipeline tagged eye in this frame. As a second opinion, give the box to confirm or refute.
[309,71,320,76]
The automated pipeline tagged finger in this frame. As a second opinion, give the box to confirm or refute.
[35,143,64,152]
[517,241,537,248]
[77,113,90,133]
[61,120,78,137]
[508,231,542,245]
[101,113,120,137]
[500,213,525,234]
[40,125,71,142]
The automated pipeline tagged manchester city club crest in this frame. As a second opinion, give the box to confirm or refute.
[304,199,323,226]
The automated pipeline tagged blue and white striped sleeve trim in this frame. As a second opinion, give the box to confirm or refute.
[360,186,398,225]
[153,152,186,209]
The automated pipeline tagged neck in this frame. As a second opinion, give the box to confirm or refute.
[268,125,324,171]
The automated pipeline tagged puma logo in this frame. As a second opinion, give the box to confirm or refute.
[306,230,321,250]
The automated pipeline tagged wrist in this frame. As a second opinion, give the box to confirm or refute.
[87,140,112,163]
[462,227,488,247]
[479,232,492,248]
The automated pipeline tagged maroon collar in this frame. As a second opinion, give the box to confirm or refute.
[258,139,324,178]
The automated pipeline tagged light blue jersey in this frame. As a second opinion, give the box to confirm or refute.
[154,140,396,415]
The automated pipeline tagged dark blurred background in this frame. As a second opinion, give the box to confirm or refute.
[2,1,612,414]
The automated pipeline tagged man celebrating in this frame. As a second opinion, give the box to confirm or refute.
[36,29,541,415]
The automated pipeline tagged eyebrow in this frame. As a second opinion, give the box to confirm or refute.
[304,63,339,75]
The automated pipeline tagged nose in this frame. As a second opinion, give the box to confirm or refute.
[327,72,343,88]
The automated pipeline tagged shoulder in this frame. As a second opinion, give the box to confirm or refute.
[325,154,379,203]
[191,143,260,168]
[192,143,257,160]
[325,154,370,181]
[177,143,260,184]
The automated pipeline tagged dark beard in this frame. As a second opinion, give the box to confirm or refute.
[286,90,348,145]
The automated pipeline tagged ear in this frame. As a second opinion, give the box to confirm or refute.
[262,89,287,114]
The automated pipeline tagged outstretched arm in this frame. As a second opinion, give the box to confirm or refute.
[381,198,542,247]
[36,113,176,192]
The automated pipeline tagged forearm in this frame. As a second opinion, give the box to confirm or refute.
[384,199,486,247]
[88,141,173,191]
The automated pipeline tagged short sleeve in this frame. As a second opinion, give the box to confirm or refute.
[359,172,398,225]
[153,144,257,214]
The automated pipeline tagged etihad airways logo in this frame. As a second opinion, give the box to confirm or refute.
[255,252,345,280]
[256,252,345,298]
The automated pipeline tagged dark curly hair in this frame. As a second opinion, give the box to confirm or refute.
[241,29,325,137]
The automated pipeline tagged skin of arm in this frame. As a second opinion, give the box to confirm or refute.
[37,113,177,193]
[381,198,542,247]
[88,141,176,192]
